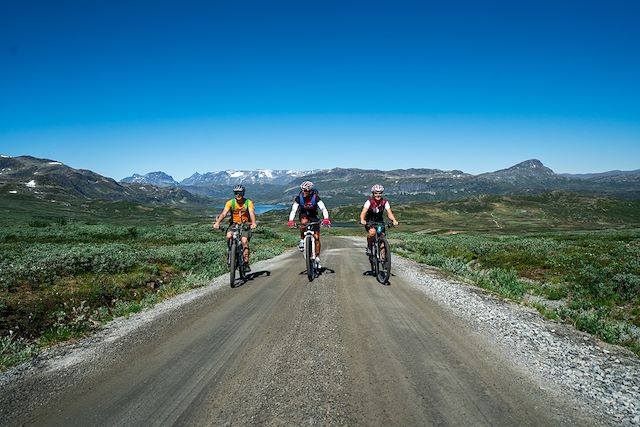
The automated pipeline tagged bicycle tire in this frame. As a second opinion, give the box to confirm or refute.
[372,238,380,277]
[377,237,391,284]
[238,244,246,281]
[369,252,376,275]
[305,236,314,281]
[229,241,237,287]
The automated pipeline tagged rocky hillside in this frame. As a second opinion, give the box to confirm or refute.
[0,155,210,206]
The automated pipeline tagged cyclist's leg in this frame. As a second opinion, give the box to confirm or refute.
[379,234,387,260]
[314,229,321,256]
[299,215,309,239]
[366,226,375,251]
[241,235,250,262]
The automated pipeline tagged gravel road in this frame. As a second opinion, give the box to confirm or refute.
[1,236,638,426]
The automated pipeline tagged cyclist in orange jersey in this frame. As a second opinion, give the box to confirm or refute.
[213,184,257,272]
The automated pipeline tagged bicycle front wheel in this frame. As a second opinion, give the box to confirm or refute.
[305,236,314,281]
[376,237,391,284]
[237,245,246,280]
[229,242,237,287]
[369,253,376,275]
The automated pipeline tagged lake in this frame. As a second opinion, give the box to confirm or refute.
[215,204,287,215]
[255,204,287,214]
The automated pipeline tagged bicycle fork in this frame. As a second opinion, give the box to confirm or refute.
[303,234,316,261]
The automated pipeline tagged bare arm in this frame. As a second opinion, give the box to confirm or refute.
[249,206,257,229]
[213,206,230,229]
[385,202,399,225]
[359,205,368,225]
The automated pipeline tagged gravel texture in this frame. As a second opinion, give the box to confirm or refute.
[394,256,640,426]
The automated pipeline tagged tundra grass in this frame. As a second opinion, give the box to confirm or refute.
[0,222,298,371]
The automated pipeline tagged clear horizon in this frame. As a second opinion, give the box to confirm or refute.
[2,1,639,181]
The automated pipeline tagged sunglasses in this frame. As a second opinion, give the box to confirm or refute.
[373,192,383,195]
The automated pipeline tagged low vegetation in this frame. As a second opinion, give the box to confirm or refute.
[0,221,298,371]
[328,192,640,233]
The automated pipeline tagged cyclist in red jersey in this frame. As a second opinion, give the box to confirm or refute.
[359,184,399,256]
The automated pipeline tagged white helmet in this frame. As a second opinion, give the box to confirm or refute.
[371,184,384,194]
[300,181,314,191]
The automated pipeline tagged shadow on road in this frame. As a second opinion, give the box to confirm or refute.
[362,270,394,286]
[298,266,336,280]
[232,270,271,288]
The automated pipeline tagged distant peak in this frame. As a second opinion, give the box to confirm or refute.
[511,159,544,169]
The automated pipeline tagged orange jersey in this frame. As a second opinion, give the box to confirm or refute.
[224,198,254,224]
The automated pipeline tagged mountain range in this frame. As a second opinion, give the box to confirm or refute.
[2,155,640,212]
[121,169,317,187]
[121,159,640,204]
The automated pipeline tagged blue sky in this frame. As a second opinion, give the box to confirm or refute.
[1,0,639,181]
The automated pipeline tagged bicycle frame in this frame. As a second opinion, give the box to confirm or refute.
[222,223,250,287]
[292,220,323,282]
[366,221,393,284]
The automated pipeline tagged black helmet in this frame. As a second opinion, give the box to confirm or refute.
[233,184,245,196]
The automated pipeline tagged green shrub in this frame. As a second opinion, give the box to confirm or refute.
[0,334,38,371]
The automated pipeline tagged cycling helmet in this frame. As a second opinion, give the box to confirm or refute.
[300,181,314,191]
[371,184,384,194]
[233,184,245,196]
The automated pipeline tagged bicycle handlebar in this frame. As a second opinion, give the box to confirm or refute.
[289,220,327,228]
[365,221,395,228]
[220,223,252,233]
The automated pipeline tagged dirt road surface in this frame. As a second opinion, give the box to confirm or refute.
[1,237,599,426]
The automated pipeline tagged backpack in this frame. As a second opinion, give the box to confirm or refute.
[368,197,386,214]
[231,198,251,211]
[299,190,318,210]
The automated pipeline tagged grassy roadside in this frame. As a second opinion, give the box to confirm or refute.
[0,221,298,371]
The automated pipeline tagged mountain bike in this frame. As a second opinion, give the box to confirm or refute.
[366,222,393,284]
[292,220,324,282]
[221,223,250,287]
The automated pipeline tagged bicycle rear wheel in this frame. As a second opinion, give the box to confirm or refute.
[305,236,314,281]
[376,237,391,284]
[229,242,237,287]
